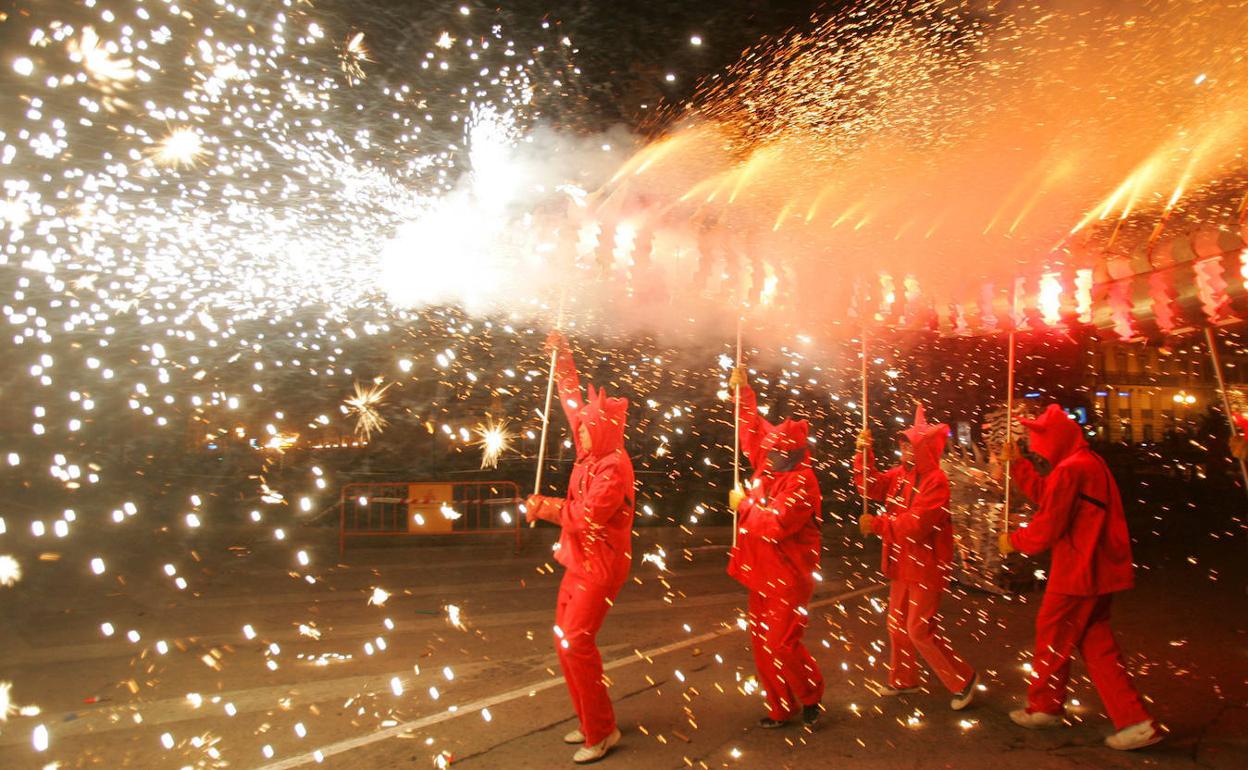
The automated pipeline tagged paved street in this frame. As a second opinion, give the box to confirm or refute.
[1,522,1245,769]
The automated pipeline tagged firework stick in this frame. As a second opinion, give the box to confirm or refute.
[732,315,743,549]
[530,291,567,527]
[1204,326,1248,507]
[861,331,869,522]
[1002,310,1018,532]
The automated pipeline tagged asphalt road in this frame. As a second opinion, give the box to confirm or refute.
[0,522,1245,769]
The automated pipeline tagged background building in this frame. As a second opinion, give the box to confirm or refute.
[1086,337,1248,443]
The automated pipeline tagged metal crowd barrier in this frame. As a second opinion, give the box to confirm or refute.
[339,480,522,556]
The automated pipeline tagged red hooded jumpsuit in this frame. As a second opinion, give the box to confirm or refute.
[854,406,975,694]
[728,383,825,720]
[1009,404,1152,730]
[527,349,635,747]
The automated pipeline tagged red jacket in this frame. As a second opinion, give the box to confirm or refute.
[727,384,823,599]
[531,349,635,591]
[1009,404,1134,596]
[853,406,954,585]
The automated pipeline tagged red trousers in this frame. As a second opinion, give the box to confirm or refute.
[747,591,825,720]
[887,579,974,693]
[1026,592,1151,730]
[554,573,620,746]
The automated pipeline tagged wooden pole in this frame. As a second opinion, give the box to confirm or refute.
[861,332,870,521]
[733,317,743,491]
[530,293,567,527]
[1204,325,1248,501]
[1003,315,1018,531]
[732,316,743,549]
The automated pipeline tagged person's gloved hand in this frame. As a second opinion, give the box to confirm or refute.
[728,487,746,513]
[1231,435,1248,461]
[728,366,748,390]
[990,441,1021,481]
[998,531,1016,556]
[859,513,876,536]
[523,494,543,524]
[855,429,873,451]
[544,331,566,355]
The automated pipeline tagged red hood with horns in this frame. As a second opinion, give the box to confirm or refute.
[575,382,629,458]
[899,404,948,474]
[1019,404,1086,467]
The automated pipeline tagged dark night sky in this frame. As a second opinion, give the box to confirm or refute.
[354,0,835,130]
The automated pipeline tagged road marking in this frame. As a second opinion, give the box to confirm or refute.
[1,571,781,668]
[252,582,886,770]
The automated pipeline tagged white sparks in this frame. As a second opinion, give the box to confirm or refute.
[0,556,21,587]
[0,682,15,722]
[344,381,391,440]
[476,419,511,469]
[150,127,206,168]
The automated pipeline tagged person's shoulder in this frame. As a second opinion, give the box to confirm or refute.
[1060,447,1101,472]
[596,448,631,471]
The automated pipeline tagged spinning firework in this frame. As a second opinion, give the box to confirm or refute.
[150,127,206,168]
[340,31,370,85]
[476,419,512,469]
[344,381,392,441]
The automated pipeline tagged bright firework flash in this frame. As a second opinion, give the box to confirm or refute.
[339,31,370,85]
[149,126,207,168]
[344,380,392,441]
[0,681,39,721]
[445,604,467,631]
[68,25,136,88]
[475,418,511,469]
[0,555,21,587]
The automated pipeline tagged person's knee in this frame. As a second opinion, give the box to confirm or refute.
[561,631,599,657]
[887,613,907,637]
[906,614,935,642]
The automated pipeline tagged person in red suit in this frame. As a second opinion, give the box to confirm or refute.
[854,405,979,711]
[998,404,1162,751]
[726,366,825,728]
[525,332,634,763]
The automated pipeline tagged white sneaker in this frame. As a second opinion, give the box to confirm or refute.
[563,728,584,745]
[1105,720,1163,751]
[950,672,978,711]
[1009,708,1065,729]
[877,683,920,696]
[572,727,621,764]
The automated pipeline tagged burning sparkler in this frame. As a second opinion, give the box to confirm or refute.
[340,31,370,84]
[344,381,392,441]
[150,127,207,168]
[0,681,13,722]
[69,26,136,86]
[476,418,512,469]
[0,556,21,588]
[445,604,466,631]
